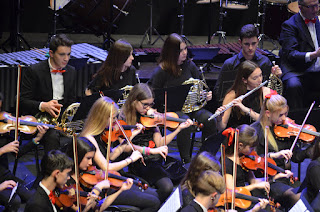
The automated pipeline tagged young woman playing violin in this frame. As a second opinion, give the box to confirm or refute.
[79,96,161,211]
[224,124,296,211]
[216,60,271,132]
[148,33,216,164]
[85,39,137,96]
[63,137,133,212]
[251,94,313,176]
[119,83,193,202]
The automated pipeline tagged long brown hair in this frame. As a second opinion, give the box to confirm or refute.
[119,83,154,125]
[227,60,263,118]
[180,151,221,197]
[93,39,133,88]
[258,94,288,151]
[159,33,186,77]
[80,97,119,137]
[193,170,226,196]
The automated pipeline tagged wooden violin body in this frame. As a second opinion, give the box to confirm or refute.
[80,166,148,191]
[216,187,256,209]
[54,184,89,210]
[0,112,37,135]
[100,120,136,143]
[240,151,285,176]
[274,117,319,143]
[140,111,203,129]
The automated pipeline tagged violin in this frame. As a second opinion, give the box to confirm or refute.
[54,183,98,211]
[240,150,285,176]
[100,120,137,143]
[140,110,203,129]
[0,111,68,135]
[80,166,148,191]
[216,187,258,209]
[274,117,319,143]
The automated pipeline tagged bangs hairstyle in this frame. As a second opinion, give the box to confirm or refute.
[193,170,226,196]
[181,151,220,196]
[66,137,96,169]
[239,24,259,40]
[159,33,186,77]
[94,39,133,88]
[81,96,119,137]
[227,60,263,118]
[225,124,257,155]
[41,150,73,179]
[259,94,288,151]
[119,83,154,125]
[49,34,73,52]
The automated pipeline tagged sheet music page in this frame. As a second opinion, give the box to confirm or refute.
[289,199,311,212]
[8,182,18,203]
[158,187,182,212]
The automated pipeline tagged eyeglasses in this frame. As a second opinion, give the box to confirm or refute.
[140,101,155,108]
[300,3,320,9]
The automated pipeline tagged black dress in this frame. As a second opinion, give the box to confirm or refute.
[87,66,137,93]
[227,89,262,128]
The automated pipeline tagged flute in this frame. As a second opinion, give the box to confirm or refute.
[208,81,268,121]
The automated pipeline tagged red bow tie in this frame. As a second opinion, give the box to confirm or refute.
[305,18,316,24]
[48,191,56,205]
[51,69,66,74]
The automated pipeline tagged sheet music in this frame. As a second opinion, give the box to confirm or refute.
[158,187,182,212]
[289,199,312,212]
[8,182,18,203]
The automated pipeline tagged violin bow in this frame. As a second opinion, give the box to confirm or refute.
[72,134,81,212]
[12,65,22,176]
[164,91,167,148]
[264,126,269,183]
[287,101,315,163]
[220,144,229,211]
[105,102,114,181]
[114,117,146,166]
[231,128,239,211]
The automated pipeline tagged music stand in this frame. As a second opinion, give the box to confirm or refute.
[153,84,192,113]
[188,47,220,72]
[73,89,123,121]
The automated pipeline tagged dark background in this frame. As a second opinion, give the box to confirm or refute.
[0,0,267,37]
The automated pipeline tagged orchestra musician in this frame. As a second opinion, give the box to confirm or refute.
[85,39,137,96]
[223,124,298,211]
[298,138,320,211]
[149,33,215,164]
[25,150,74,212]
[20,34,76,154]
[64,137,133,212]
[279,0,320,109]
[79,96,161,211]
[214,24,282,104]
[119,83,193,202]
[215,60,272,132]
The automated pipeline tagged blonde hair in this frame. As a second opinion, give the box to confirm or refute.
[258,94,288,151]
[80,97,119,137]
[193,170,226,196]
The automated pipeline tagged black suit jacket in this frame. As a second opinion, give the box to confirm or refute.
[279,13,320,81]
[24,186,56,212]
[179,200,204,212]
[20,60,76,116]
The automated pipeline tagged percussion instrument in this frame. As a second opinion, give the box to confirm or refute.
[196,0,219,4]
[222,0,250,9]
[287,0,299,14]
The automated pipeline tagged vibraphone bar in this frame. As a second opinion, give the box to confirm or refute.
[0,43,108,67]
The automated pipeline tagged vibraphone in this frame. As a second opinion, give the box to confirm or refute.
[134,42,278,63]
[0,43,108,67]
[0,43,108,111]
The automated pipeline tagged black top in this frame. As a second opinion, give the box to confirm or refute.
[87,66,137,93]
[227,90,262,128]
[179,200,204,212]
[299,158,320,203]
[214,51,272,104]
[25,186,56,212]
[149,60,201,88]
[225,157,249,187]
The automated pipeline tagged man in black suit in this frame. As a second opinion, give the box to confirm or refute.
[20,34,76,153]
[24,150,73,212]
[279,0,320,109]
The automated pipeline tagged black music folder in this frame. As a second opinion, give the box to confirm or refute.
[153,84,192,113]
[188,47,220,62]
